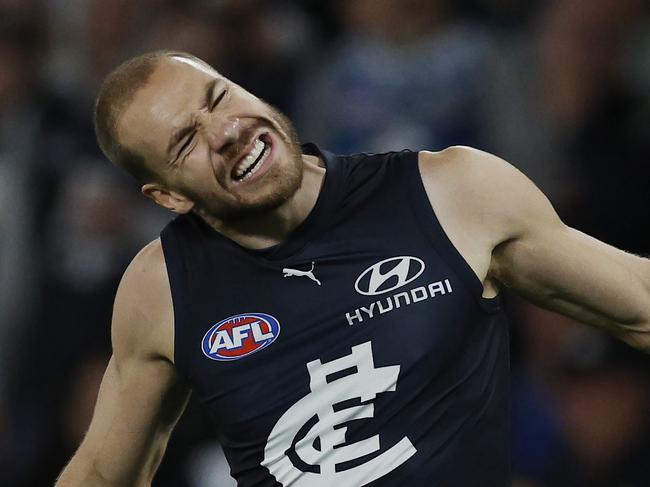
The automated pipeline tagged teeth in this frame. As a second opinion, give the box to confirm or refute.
[233,136,270,182]
[235,138,265,177]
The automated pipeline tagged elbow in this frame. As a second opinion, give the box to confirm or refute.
[620,319,650,355]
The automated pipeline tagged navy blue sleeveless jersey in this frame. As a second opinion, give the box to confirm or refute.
[160,143,510,487]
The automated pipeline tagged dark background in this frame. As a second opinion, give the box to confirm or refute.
[0,1,649,486]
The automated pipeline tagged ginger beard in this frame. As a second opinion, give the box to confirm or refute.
[186,103,304,222]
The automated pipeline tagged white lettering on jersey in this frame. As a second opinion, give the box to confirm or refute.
[210,330,234,353]
[251,320,274,342]
[262,341,416,486]
[346,278,453,326]
[210,321,275,353]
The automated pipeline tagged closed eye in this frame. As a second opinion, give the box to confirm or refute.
[176,131,196,160]
[210,89,227,111]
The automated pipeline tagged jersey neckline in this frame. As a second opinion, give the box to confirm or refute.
[190,142,340,262]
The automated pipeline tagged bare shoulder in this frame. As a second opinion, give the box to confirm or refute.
[419,146,535,210]
[112,238,175,363]
[120,238,168,290]
[418,146,559,245]
[415,146,562,295]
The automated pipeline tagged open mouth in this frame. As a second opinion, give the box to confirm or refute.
[231,133,272,183]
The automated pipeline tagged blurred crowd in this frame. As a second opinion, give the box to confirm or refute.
[0,0,648,486]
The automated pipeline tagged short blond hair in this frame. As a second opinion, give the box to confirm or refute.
[94,50,201,183]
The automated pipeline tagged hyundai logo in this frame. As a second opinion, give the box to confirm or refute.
[355,256,425,296]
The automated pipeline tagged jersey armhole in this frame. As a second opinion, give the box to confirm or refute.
[403,150,502,313]
[160,226,191,375]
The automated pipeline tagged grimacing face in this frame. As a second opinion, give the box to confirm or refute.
[117,56,304,220]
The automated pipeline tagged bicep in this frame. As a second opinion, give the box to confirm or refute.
[57,240,190,486]
[70,354,190,485]
[424,146,650,345]
[492,206,649,338]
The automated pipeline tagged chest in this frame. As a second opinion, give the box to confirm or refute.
[177,229,481,424]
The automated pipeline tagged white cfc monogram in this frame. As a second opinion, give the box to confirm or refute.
[262,341,417,486]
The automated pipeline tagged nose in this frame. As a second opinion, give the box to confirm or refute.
[199,114,242,154]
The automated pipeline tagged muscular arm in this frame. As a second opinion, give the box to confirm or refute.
[55,240,191,486]
[419,147,650,352]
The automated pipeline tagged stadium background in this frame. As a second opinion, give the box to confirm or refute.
[0,0,649,485]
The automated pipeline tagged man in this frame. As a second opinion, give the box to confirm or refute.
[55,51,650,487]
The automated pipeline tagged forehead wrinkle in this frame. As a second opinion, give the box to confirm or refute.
[150,71,199,150]
[165,78,219,156]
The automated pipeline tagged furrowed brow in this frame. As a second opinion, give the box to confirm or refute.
[167,123,195,157]
[204,78,218,108]
[167,79,220,158]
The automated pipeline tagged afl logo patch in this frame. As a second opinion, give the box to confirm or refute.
[202,313,280,362]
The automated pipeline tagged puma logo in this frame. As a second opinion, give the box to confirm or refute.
[282,262,321,286]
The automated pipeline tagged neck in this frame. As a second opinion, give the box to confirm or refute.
[196,154,326,250]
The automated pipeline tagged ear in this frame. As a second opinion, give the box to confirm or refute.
[141,183,195,214]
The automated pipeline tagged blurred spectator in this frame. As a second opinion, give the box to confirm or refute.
[485,0,650,240]
[510,298,650,486]
[293,0,497,153]
[140,4,225,70]
[3,162,144,486]
[0,5,43,419]
[552,367,650,486]
[44,0,159,102]
[213,0,314,111]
